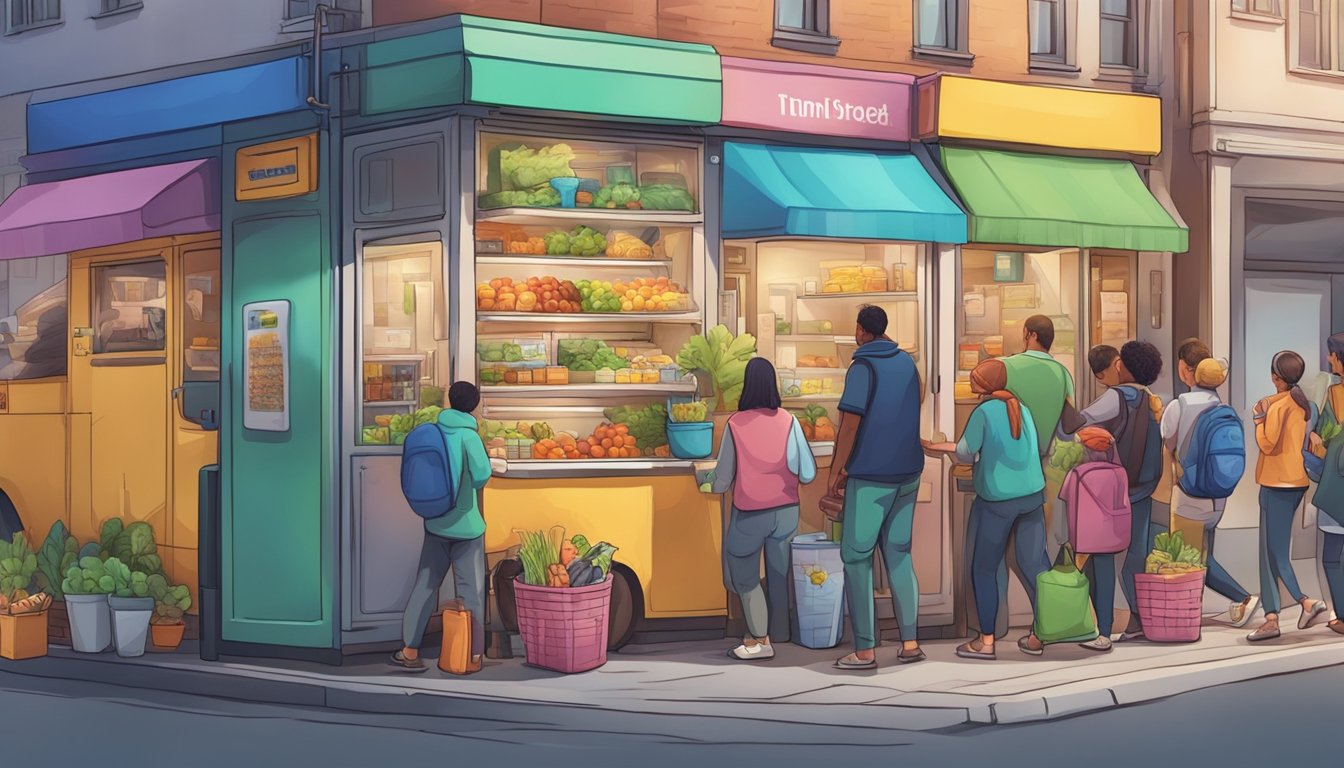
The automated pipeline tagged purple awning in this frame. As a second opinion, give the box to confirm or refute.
[0,159,220,261]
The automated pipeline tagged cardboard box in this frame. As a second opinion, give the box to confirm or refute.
[0,612,48,660]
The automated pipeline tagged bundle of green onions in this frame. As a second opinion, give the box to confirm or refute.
[516,526,565,586]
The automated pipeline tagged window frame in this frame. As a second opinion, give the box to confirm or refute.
[1292,0,1344,74]
[89,259,168,357]
[92,0,142,19]
[5,0,61,36]
[771,0,840,56]
[913,0,973,64]
[1234,0,1284,16]
[1099,0,1141,70]
[1029,0,1081,73]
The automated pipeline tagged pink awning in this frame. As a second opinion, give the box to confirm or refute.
[0,159,219,261]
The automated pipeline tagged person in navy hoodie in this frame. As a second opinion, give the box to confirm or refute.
[830,306,926,671]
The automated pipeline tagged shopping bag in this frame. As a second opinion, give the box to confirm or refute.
[1033,543,1099,645]
[438,600,472,675]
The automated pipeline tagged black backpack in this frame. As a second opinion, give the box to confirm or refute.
[1113,385,1163,501]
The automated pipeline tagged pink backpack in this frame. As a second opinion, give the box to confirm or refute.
[1061,449,1132,555]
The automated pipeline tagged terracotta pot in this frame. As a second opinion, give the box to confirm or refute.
[150,621,186,651]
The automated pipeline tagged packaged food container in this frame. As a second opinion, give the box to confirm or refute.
[659,366,681,384]
[515,368,534,385]
[821,263,887,294]
[797,370,841,397]
[779,373,802,399]
[615,368,634,384]
[983,336,1005,357]
[569,370,596,384]
[477,338,546,364]
[954,373,974,400]
[475,240,504,254]
[797,320,836,336]
[641,369,660,384]
[545,366,569,385]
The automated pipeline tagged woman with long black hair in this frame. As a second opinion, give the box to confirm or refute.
[708,357,816,661]
[1248,350,1330,641]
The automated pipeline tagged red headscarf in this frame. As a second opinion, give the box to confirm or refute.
[970,360,1022,440]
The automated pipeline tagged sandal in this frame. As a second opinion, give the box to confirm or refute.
[389,650,428,673]
[834,653,877,670]
[956,640,995,661]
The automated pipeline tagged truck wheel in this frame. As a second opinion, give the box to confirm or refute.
[607,563,642,651]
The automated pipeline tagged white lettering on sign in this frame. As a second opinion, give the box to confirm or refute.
[776,93,891,126]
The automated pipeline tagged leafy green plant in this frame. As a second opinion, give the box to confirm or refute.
[37,521,78,599]
[516,527,565,587]
[62,556,116,596]
[1145,531,1205,574]
[97,519,163,576]
[0,532,37,600]
[147,574,191,625]
[103,557,149,598]
[676,325,757,412]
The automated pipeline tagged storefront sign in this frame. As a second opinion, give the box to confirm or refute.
[720,58,913,141]
[235,134,318,201]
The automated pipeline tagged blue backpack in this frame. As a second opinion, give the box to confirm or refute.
[1177,403,1246,500]
[400,423,458,519]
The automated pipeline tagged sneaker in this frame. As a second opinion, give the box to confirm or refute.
[1080,636,1113,653]
[1329,620,1344,636]
[1017,634,1044,656]
[389,650,428,673]
[1229,595,1260,629]
[1299,600,1329,630]
[728,642,775,661]
[1247,622,1281,642]
[834,653,877,670]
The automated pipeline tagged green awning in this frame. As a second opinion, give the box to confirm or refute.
[362,15,721,123]
[940,147,1188,253]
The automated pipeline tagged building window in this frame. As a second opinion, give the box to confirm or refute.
[914,0,970,57]
[1100,0,1139,68]
[1297,0,1344,71]
[772,0,838,55]
[0,256,67,382]
[284,0,361,31]
[1030,0,1067,63]
[6,0,60,33]
[1234,0,1283,15]
[91,260,166,355]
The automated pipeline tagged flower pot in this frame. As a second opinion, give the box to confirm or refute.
[0,612,49,660]
[514,574,613,674]
[65,594,112,653]
[150,621,186,651]
[108,596,154,658]
[1135,570,1205,643]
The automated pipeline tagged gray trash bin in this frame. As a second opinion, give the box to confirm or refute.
[791,532,846,649]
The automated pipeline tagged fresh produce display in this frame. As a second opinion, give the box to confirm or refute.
[478,186,561,209]
[478,340,543,363]
[797,355,839,368]
[499,144,576,190]
[478,276,584,314]
[590,183,641,209]
[558,339,628,371]
[604,403,669,455]
[544,226,609,257]
[415,406,443,426]
[516,527,618,588]
[776,319,791,334]
[669,400,710,423]
[389,413,415,435]
[794,404,836,442]
[823,264,887,294]
[677,326,757,412]
[637,184,696,212]
[1145,531,1206,575]
[627,352,675,371]
[605,233,654,259]
[480,419,552,441]
[507,237,548,254]
[610,277,689,312]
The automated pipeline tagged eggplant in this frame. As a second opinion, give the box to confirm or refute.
[566,559,604,587]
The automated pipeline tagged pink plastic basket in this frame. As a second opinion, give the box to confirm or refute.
[1135,570,1205,642]
[513,574,613,673]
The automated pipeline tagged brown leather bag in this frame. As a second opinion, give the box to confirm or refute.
[438,599,472,675]
[820,492,845,522]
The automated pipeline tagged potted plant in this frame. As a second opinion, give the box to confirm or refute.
[105,558,153,658]
[1135,531,1207,643]
[147,574,191,651]
[35,521,78,644]
[512,527,619,674]
[0,532,52,660]
[675,325,756,445]
[61,556,116,653]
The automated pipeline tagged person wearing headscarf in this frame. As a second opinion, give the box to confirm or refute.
[1161,346,1259,627]
[954,360,1051,660]
[1248,350,1330,641]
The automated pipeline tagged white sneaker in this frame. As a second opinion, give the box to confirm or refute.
[1229,595,1260,628]
[1080,636,1113,653]
[728,643,775,661]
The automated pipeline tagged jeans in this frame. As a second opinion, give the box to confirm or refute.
[1120,497,1165,623]
[401,532,486,656]
[841,477,921,650]
[1324,533,1344,617]
[1259,486,1308,616]
[1086,553,1118,636]
[723,504,799,641]
[1203,528,1252,604]
[970,493,1050,635]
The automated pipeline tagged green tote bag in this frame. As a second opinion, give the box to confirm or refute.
[1033,544,1099,645]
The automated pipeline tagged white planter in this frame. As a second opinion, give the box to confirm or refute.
[65,594,111,653]
[108,596,154,658]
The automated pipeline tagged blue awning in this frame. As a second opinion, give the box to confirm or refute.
[721,142,967,243]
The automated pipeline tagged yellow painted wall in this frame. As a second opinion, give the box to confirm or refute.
[0,382,68,546]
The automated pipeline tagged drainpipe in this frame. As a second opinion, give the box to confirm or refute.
[307,4,331,111]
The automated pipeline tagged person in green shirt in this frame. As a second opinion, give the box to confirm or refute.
[1002,315,1081,459]
[392,381,492,674]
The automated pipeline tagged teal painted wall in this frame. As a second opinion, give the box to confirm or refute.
[221,118,336,649]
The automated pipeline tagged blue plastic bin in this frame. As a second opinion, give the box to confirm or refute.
[666,421,713,459]
[549,177,580,208]
[791,533,846,649]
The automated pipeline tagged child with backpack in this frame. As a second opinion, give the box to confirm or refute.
[393,381,492,673]
[1058,426,1131,654]
[1162,342,1258,627]
[1248,351,1330,641]
[953,360,1052,661]
[1310,333,1344,637]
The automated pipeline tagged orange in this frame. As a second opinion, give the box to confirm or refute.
[590,445,606,458]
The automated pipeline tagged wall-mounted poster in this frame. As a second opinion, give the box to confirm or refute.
[1001,284,1038,310]
[243,300,291,432]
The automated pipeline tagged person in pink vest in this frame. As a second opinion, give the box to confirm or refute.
[708,357,817,661]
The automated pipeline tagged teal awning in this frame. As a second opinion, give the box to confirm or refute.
[362,15,721,122]
[722,142,967,243]
[940,147,1189,252]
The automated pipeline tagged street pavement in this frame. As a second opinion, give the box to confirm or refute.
[1,657,1339,767]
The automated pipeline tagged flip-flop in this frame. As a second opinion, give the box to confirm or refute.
[833,654,877,670]
[896,648,927,664]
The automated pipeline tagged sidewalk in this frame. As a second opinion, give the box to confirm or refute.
[4,604,1341,731]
